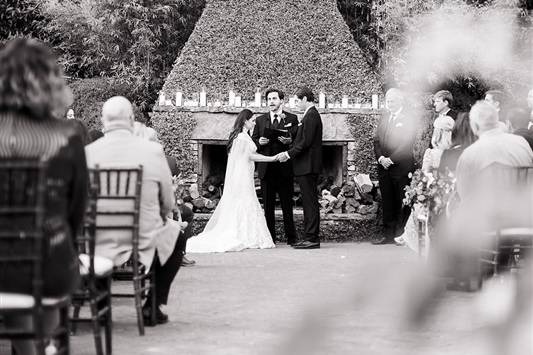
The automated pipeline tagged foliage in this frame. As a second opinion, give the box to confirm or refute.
[403,169,456,216]
[41,0,205,112]
[0,0,50,43]
[68,77,142,131]
[150,111,197,174]
[345,113,380,179]
[161,0,381,104]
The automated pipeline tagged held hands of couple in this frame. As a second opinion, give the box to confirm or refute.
[272,152,289,163]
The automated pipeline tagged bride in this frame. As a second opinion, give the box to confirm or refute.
[187,109,278,253]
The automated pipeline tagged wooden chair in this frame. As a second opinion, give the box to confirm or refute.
[478,164,533,281]
[89,166,156,336]
[0,159,70,355]
[71,183,114,355]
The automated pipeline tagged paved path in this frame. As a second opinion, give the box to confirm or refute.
[69,243,496,355]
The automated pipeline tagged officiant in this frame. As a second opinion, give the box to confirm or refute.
[252,89,299,245]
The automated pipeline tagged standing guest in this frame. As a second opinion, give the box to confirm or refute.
[506,108,533,150]
[372,88,419,245]
[438,112,477,175]
[0,38,87,355]
[278,87,323,249]
[85,96,186,326]
[433,90,458,120]
[65,107,90,144]
[252,88,299,245]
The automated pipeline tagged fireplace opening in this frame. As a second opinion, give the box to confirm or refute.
[198,141,346,194]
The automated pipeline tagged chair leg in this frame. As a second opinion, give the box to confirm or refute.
[150,272,156,326]
[60,304,71,355]
[104,278,113,355]
[133,278,145,336]
[89,299,104,355]
[71,303,81,335]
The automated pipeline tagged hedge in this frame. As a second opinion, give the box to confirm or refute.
[160,0,381,104]
[150,111,197,173]
[68,77,143,131]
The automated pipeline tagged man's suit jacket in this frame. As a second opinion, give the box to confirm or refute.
[373,109,418,177]
[252,110,298,179]
[287,106,323,176]
[85,129,179,269]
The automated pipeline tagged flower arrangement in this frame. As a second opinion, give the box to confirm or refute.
[403,169,456,217]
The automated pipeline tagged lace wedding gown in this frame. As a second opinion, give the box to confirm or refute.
[187,132,275,253]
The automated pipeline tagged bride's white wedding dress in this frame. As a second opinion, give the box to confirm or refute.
[186,132,275,253]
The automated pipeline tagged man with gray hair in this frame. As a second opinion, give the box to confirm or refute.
[455,100,533,199]
[373,88,419,244]
[85,96,186,326]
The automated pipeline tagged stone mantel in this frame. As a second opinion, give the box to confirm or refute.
[152,105,384,115]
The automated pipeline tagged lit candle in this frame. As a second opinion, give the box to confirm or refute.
[254,90,261,107]
[319,92,326,108]
[235,95,242,107]
[228,90,235,106]
[200,89,207,107]
[341,95,349,109]
[158,92,166,106]
[175,91,183,106]
[372,94,379,109]
[289,96,296,108]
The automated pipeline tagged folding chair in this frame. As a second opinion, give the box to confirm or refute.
[89,166,156,336]
[71,183,114,355]
[0,159,70,355]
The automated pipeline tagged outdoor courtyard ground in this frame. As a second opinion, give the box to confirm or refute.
[58,242,510,355]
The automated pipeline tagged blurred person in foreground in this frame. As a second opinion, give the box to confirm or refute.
[85,96,188,325]
[0,38,87,354]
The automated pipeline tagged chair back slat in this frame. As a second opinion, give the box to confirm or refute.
[0,158,47,311]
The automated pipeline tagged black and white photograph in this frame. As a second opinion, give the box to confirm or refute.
[0,0,532,354]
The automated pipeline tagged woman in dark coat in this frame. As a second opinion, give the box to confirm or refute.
[0,38,88,354]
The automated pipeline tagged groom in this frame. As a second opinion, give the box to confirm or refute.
[252,88,299,245]
[278,87,323,249]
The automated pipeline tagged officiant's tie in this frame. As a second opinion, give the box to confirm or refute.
[274,114,283,128]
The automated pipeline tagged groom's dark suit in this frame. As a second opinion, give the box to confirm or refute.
[287,106,323,244]
[373,108,418,242]
[252,110,299,244]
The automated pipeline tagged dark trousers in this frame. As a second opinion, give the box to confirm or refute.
[261,171,296,243]
[149,205,194,306]
[378,171,411,240]
[296,174,320,243]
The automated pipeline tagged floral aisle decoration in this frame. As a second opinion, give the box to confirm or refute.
[403,169,456,221]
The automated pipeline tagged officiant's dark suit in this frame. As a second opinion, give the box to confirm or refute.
[252,106,299,244]
[373,88,418,244]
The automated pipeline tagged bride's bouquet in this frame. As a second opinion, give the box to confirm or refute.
[403,169,456,218]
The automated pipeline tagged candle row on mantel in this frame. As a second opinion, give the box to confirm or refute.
[158,91,382,109]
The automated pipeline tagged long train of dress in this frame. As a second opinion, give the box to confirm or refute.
[186,132,275,253]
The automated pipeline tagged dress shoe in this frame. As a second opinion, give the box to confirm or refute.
[292,241,320,249]
[371,236,392,245]
[181,255,196,267]
[394,236,406,246]
[143,305,168,326]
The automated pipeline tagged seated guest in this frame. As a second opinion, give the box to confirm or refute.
[0,38,87,355]
[456,100,533,201]
[438,112,477,175]
[506,107,533,150]
[65,108,90,145]
[85,96,186,326]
